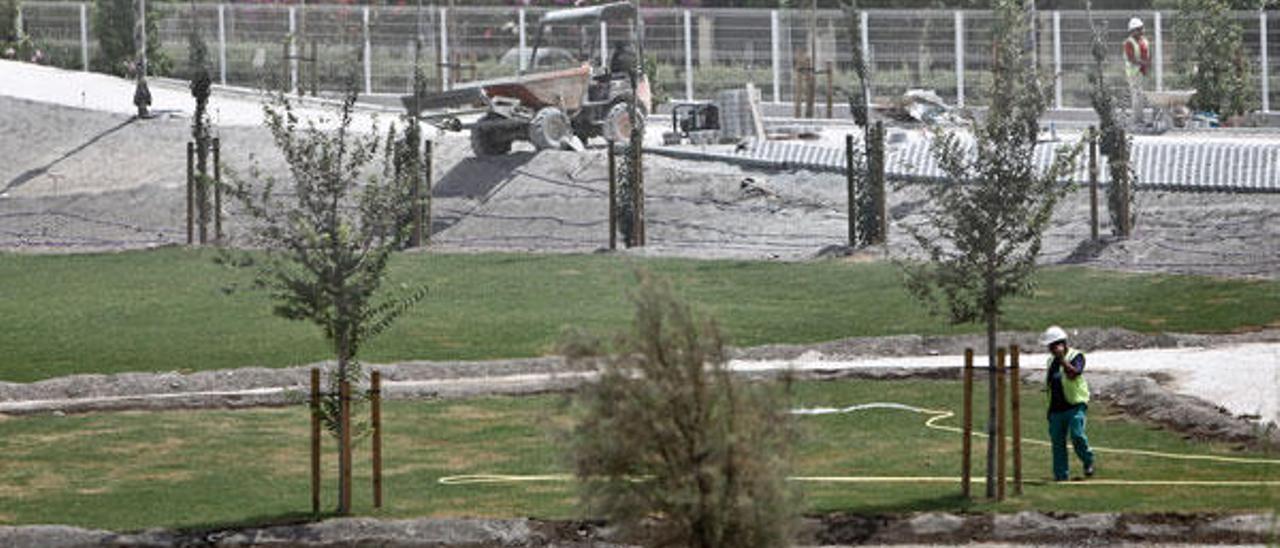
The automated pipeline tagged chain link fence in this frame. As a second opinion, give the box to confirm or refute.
[13,2,1279,112]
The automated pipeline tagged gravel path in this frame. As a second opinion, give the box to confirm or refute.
[3,61,1279,278]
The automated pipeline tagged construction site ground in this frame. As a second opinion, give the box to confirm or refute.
[2,61,1279,545]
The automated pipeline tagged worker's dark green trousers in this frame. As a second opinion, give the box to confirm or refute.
[1048,405,1095,481]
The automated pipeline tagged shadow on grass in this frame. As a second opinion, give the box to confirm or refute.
[808,491,976,516]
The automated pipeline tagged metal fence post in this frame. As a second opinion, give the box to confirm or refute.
[771,9,781,103]
[1154,11,1164,93]
[518,9,526,73]
[79,2,88,71]
[860,11,871,102]
[1053,10,1062,110]
[440,7,449,91]
[288,6,298,95]
[684,10,693,101]
[218,4,227,86]
[1261,11,1270,113]
[363,7,372,95]
[14,3,21,37]
[955,10,965,108]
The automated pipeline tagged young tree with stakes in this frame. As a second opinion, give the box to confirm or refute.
[1084,0,1136,237]
[189,0,213,242]
[226,88,427,515]
[902,0,1081,499]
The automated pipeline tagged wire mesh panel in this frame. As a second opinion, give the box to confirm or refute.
[12,3,1277,112]
[298,5,366,94]
[449,6,520,85]
[1268,11,1279,111]
[221,4,289,91]
[21,2,83,71]
[367,6,430,95]
[1058,11,1131,110]
[686,8,774,103]
[150,3,221,82]
[865,10,958,106]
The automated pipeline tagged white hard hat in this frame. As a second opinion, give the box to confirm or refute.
[1039,326,1068,347]
[1128,17,1144,31]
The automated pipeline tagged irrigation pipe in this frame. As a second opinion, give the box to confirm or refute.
[438,402,1280,487]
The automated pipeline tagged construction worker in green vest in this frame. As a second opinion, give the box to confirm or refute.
[1123,17,1151,128]
[1040,325,1096,481]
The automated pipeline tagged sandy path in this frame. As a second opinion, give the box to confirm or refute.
[730,342,1280,425]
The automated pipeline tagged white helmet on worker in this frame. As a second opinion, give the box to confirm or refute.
[1039,325,1069,347]
[1128,17,1144,32]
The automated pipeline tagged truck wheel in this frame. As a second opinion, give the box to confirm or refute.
[471,116,513,156]
[528,107,573,150]
[603,102,646,143]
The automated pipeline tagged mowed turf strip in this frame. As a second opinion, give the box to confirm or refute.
[1,379,1277,531]
[2,247,1279,382]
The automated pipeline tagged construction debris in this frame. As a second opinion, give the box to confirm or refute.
[891,89,967,126]
[717,83,767,142]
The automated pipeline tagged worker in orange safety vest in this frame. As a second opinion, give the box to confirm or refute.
[1123,17,1151,127]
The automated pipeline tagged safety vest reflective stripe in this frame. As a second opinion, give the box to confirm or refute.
[1047,348,1091,405]
[1124,36,1149,78]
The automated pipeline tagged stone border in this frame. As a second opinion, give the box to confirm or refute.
[1,512,1275,547]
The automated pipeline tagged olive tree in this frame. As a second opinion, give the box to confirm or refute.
[226,90,427,514]
[902,0,1081,498]
[563,272,796,547]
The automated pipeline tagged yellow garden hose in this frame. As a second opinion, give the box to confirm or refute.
[437,402,1280,486]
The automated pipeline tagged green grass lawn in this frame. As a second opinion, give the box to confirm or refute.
[1,379,1277,531]
[2,247,1279,382]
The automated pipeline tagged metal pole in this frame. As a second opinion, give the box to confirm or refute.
[1053,11,1062,110]
[440,7,449,91]
[79,2,88,71]
[289,6,298,95]
[1261,11,1270,113]
[771,10,781,103]
[684,10,693,101]
[1154,11,1164,93]
[139,0,146,71]
[955,11,964,108]
[962,348,974,499]
[363,7,372,95]
[600,20,608,74]
[860,11,871,103]
[218,4,227,85]
[518,9,526,74]
[1011,344,1022,497]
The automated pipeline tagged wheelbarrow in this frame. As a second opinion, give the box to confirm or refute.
[1141,89,1196,132]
